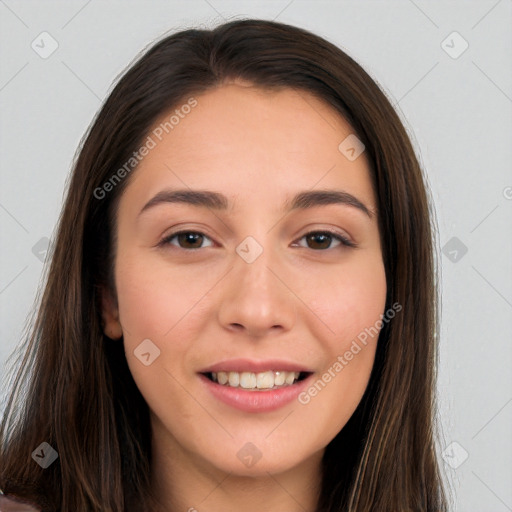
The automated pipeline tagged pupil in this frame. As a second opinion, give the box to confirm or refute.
[180,233,201,248]
[309,233,330,249]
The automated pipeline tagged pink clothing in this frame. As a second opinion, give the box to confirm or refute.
[0,494,41,512]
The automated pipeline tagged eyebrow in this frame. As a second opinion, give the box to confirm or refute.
[138,188,374,219]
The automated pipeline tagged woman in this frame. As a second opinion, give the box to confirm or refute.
[0,18,450,511]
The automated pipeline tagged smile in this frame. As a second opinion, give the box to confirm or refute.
[206,370,309,390]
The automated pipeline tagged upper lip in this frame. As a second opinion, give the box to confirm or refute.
[198,358,313,374]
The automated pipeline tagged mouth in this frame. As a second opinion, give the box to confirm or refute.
[202,370,311,391]
[198,359,315,412]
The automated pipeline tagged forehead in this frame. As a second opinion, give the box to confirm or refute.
[122,83,375,215]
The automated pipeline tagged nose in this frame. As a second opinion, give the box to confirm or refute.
[217,239,298,338]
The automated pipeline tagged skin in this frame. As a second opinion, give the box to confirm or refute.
[101,82,387,512]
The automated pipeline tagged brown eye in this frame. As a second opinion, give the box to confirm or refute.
[159,231,213,250]
[158,229,356,251]
[296,230,356,250]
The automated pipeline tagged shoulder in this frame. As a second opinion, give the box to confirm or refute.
[0,494,41,512]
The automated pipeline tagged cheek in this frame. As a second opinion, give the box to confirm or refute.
[113,252,220,402]
[294,255,387,422]
[113,254,204,415]
[114,252,215,343]
[302,253,387,348]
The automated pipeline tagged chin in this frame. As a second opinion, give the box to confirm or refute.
[201,436,320,478]
[213,454,305,478]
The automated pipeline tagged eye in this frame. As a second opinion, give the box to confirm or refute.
[294,230,357,250]
[158,229,356,251]
[158,230,214,250]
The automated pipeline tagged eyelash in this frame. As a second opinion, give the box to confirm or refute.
[157,229,357,251]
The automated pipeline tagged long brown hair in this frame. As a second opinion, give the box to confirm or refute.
[0,18,450,511]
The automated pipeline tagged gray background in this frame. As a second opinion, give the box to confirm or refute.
[1,1,511,510]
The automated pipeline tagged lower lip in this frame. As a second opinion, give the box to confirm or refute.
[199,373,313,413]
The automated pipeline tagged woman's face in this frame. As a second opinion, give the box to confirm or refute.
[102,83,387,478]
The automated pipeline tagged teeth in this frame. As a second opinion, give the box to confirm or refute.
[285,372,296,385]
[274,371,285,386]
[210,370,301,390]
[256,371,274,389]
[228,371,239,387]
[240,371,257,389]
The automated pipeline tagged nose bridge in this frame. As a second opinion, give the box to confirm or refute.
[234,233,281,299]
[217,232,297,334]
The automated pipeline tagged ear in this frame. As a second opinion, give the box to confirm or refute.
[99,284,123,340]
